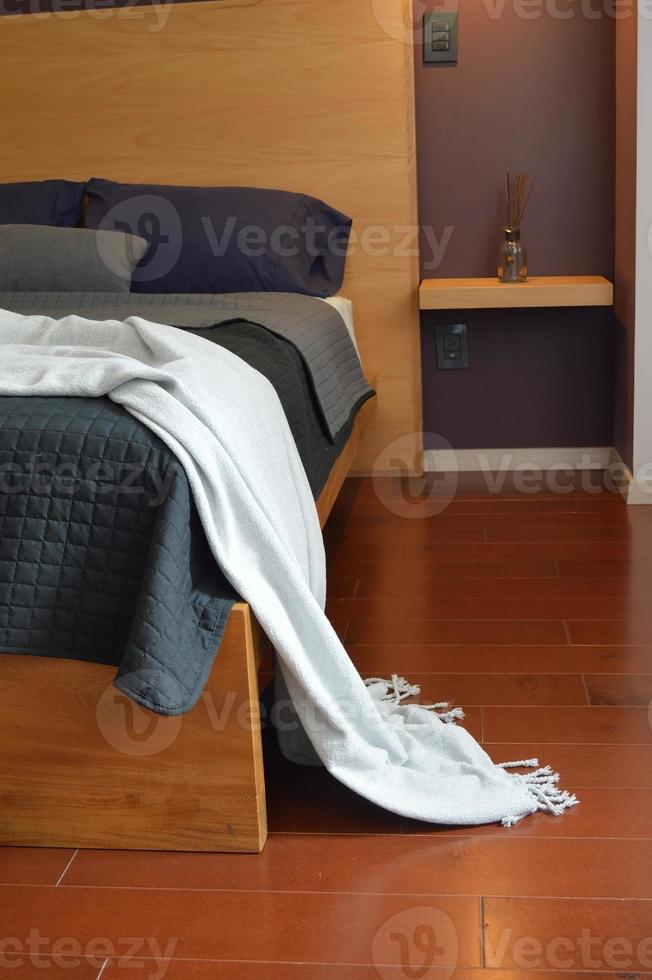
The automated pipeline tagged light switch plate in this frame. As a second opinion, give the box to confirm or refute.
[424,11,458,64]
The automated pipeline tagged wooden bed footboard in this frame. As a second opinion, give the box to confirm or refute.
[0,603,269,853]
[0,394,375,853]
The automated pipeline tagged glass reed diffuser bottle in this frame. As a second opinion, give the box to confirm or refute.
[499,173,535,283]
[498,226,528,283]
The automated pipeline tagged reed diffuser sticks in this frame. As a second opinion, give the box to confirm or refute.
[505,172,535,230]
[499,172,535,283]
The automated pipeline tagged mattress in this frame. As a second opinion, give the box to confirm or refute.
[321,296,359,354]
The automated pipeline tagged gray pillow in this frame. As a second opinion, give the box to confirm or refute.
[0,225,148,293]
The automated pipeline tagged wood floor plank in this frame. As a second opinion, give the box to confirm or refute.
[344,558,560,580]
[0,958,100,978]
[0,847,76,885]
[101,965,635,980]
[355,577,634,599]
[483,897,652,972]
[0,886,482,968]
[569,620,652,644]
[483,706,652,744]
[331,541,638,565]
[357,672,587,706]
[559,558,652,577]
[346,621,568,646]
[327,577,359,598]
[339,511,634,530]
[481,743,652,789]
[335,526,489,546]
[330,596,637,621]
[347,491,627,515]
[350,475,622,502]
[486,525,637,543]
[62,836,652,900]
[346,644,652,676]
[584,673,652,706]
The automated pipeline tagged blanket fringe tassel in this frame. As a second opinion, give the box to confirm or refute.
[364,676,580,827]
[364,675,465,724]
[498,759,579,826]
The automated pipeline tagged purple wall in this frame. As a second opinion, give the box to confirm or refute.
[421,307,613,450]
[415,1,616,450]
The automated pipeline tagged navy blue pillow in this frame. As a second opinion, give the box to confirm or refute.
[0,180,85,227]
[84,178,352,297]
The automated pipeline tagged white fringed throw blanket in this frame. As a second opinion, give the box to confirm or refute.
[0,310,578,827]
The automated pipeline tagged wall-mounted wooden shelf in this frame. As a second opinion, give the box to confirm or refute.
[419,276,614,310]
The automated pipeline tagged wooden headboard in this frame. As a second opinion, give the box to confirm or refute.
[0,0,422,473]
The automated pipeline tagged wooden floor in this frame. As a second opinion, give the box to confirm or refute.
[2,474,652,978]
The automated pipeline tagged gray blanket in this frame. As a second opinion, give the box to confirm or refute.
[0,293,373,713]
[0,292,372,441]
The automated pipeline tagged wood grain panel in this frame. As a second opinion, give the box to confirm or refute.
[0,0,421,473]
[316,389,376,526]
[0,604,268,852]
[420,276,614,309]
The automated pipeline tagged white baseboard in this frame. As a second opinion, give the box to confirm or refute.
[422,446,614,473]
[421,445,652,505]
[608,448,652,504]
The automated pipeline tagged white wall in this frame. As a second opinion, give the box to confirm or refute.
[633,5,652,488]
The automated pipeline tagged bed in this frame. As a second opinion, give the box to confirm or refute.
[0,293,376,852]
[0,0,422,852]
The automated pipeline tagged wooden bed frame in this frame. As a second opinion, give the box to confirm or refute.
[0,0,421,852]
[0,395,375,853]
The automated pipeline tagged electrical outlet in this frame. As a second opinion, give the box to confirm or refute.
[424,11,459,64]
[436,323,469,370]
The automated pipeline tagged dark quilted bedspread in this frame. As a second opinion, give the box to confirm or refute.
[0,321,369,714]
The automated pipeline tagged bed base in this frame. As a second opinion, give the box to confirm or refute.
[0,395,374,853]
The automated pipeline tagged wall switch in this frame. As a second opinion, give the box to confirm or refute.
[424,11,458,64]
[436,323,469,370]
